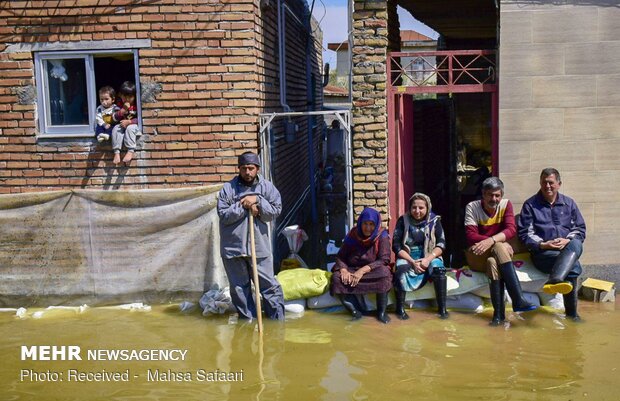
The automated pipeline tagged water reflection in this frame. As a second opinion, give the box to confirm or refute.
[0,302,617,400]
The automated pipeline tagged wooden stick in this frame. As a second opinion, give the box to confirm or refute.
[249,213,263,333]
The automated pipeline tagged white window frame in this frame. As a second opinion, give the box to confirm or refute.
[34,49,141,138]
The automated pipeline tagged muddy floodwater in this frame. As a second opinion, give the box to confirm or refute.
[2,301,619,400]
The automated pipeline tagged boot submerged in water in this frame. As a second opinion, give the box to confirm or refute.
[338,294,363,320]
[563,276,581,322]
[376,292,391,324]
[499,262,537,313]
[432,270,449,319]
[489,279,505,326]
[394,288,409,320]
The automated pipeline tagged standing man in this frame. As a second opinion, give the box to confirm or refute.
[518,168,586,321]
[217,151,285,321]
[465,177,537,326]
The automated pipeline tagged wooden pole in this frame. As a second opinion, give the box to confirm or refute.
[249,213,263,333]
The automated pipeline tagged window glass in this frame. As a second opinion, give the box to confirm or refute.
[45,58,89,126]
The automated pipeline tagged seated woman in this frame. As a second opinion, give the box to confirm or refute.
[392,193,448,320]
[330,207,393,323]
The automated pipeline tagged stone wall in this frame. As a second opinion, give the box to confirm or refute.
[499,1,620,266]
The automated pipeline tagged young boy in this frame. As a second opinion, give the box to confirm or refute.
[111,81,142,165]
[94,86,119,142]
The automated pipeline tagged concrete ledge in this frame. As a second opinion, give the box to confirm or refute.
[3,39,152,53]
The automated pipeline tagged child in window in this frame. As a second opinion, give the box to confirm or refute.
[94,86,119,142]
[112,81,141,165]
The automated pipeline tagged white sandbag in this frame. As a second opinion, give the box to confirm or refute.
[539,292,564,310]
[99,303,152,312]
[307,291,341,309]
[445,293,485,313]
[469,253,550,297]
[405,268,488,301]
[405,299,433,309]
[512,253,548,282]
[472,280,548,298]
[285,298,306,312]
[520,278,547,293]
[471,285,490,298]
[506,291,541,307]
[360,291,396,311]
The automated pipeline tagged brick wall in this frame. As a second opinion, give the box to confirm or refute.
[350,0,395,220]
[0,0,322,197]
[258,0,323,218]
[257,0,324,264]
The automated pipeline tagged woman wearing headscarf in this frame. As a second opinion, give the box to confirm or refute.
[392,193,448,320]
[330,207,393,323]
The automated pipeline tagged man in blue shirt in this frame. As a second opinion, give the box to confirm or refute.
[518,168,586,321]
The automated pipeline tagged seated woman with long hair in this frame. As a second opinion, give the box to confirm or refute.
[330,207,393,323]
[392,193,449,320]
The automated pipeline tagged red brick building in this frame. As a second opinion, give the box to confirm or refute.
[0,0,324,225]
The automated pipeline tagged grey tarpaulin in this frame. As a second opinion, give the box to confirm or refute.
[0,185,227,307]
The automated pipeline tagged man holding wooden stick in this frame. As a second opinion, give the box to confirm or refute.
[217,151,285,321]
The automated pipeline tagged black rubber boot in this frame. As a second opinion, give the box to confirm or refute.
[338,294,362,320]
[376,292,391,324]
[543,249,579,295]
[394,288,410,320]
[499,262,538,313]
[489,279,505,326]
[563,276,581,322]
[432,270,449,319]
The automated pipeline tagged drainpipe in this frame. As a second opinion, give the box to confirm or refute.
[278,0,291,112]
[305,8,317,227]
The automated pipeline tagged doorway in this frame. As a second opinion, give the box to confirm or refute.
[387,51,498,267]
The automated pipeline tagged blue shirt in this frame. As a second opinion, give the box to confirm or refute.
[517,192,586,250]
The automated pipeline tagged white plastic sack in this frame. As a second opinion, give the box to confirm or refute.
[539,292,565,310]
[506,292,541,308]
[307,291,341,309]
[520,278,547,293]
[285,299,306,314]
[405,268,488,301]
[360,292,396,311]
[99,303,152,312]
[445,294,484,313]
[282,225,309,268]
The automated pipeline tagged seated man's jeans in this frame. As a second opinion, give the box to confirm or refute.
[530,239,583,279]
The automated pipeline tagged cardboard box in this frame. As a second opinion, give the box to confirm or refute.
[580,278,616,303]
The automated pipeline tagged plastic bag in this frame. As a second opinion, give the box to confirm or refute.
[281,225,308,268]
